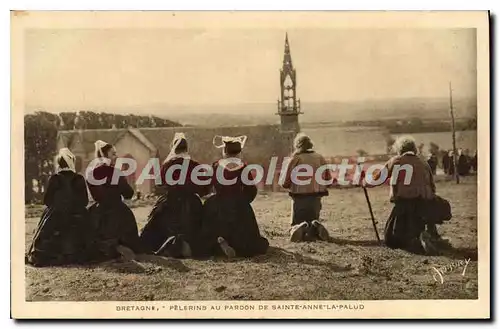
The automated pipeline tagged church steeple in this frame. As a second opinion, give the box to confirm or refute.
[277,33,302,133]
[283,32,293,68]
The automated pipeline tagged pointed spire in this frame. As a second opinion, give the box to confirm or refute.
[277,32,301,132]
[283,32,293,68]
[284,32,290,53]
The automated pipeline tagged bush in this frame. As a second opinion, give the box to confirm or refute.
[356,149,368,157]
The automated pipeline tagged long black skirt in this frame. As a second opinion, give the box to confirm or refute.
[88,201,143,259]
[26,207,93,266]
[139,192,204,256]
[384,198,427,253]
[202,195,269,257]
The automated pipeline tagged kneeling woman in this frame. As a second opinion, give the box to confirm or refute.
[367,136,448,255]
[282,133,331,242]
[202,135,269,258]
[140,133,208,258]
[86,140,143,260]
[26,148,92,266]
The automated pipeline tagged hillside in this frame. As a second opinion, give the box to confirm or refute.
[25,97,477,128]
[145,97,478,127]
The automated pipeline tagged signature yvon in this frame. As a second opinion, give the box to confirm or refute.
[431,258,471,284]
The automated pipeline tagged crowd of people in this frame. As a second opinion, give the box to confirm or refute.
[428,148,477,177]
[26,132,454,267]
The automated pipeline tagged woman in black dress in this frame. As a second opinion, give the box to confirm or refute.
[139,133,209,258]
[202,135,269,258]
[26,148,92,266]
[86,140,142,261]
[457,149,470,176]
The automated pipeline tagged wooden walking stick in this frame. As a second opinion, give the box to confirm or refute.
[358,163,382,244]
[362,185,382,244]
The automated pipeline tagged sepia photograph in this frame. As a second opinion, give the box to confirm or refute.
[11,11,490,319]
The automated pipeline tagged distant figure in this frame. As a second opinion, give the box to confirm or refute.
[457,149,470,176]
[202,135,269,258]
[427,153,438,176]
[282,133,332,242]
[367,136,451,255]
[140,133,208,258]
[442,151,450,175]
[447,150,456,176]
[86,140,143,261]
[26,148,92,266]
[472,150,478,172]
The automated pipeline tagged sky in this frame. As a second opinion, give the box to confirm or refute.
[24,28,477,112]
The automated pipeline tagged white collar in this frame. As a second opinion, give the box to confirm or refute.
[57,168,74,173]
[218,157,245,171]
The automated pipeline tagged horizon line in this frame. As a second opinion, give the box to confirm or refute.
[25,95,477,112]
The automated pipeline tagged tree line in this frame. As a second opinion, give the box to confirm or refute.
[384,116,477,134]
[339,116,477,134]
[25,111,181,203]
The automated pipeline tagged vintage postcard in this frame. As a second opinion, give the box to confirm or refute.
[11,11,490,319]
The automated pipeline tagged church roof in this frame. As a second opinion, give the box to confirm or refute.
[127,127,157,153]
[57,127,157,154]
[58,128,128,154]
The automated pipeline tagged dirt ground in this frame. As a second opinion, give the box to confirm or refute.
[25,176,478,301]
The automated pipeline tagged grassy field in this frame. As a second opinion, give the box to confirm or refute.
[25,176,478,301]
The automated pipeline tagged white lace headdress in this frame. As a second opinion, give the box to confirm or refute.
[56,148,76,172]
[213,135,247,168]
[94,140,113,158]
[164,132,191,163]
[212,135,247,149]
